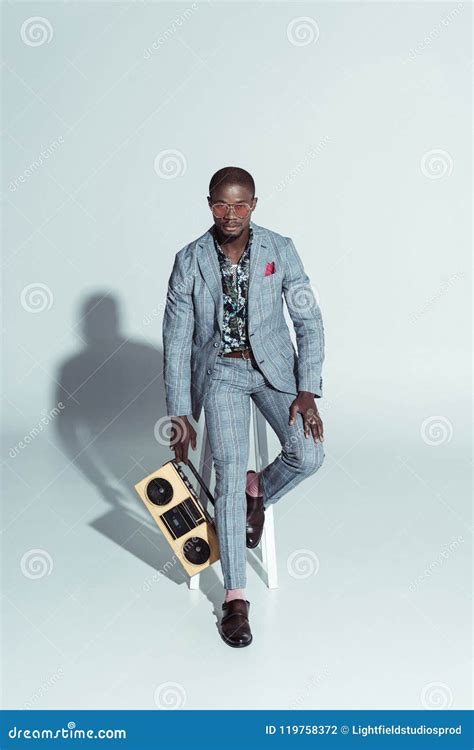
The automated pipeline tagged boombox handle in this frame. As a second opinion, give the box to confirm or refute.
[172,458,216,509]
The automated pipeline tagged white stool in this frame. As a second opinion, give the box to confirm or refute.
[189,400,278,590]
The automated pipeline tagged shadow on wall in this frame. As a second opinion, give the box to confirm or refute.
[52,291,188,584]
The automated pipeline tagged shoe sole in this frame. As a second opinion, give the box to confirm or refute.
[246,539,261,549]
[246,521,264,548]
[220,631,253,647]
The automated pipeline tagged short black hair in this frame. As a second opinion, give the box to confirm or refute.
[209,166,255,199]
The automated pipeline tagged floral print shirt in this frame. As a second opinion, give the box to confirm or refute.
[212,225,253,354]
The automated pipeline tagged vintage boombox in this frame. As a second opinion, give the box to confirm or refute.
[134,459,220,577]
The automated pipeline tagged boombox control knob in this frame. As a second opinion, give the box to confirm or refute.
[176,466,190,484]
[174,464,195,500]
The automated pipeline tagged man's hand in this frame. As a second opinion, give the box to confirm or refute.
[289,391,324,442]
[169,416,197,464]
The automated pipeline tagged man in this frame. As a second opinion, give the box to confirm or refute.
[162,166,325,648]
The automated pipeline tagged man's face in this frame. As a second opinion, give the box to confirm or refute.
[207,183,257,239]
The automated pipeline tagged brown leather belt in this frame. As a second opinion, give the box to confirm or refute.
[221,348,254,360]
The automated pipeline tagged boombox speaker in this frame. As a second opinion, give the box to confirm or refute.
[134,458,220,577]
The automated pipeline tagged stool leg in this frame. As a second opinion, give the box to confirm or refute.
[251,402,278,589]
[188,572,200,590]
[261,505,278,589]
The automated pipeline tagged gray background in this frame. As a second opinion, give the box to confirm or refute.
[1,1,471,710]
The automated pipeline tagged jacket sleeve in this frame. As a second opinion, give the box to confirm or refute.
[282,237,325,397]
[162,250,195,417]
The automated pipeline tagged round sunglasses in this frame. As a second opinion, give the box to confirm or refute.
[209,201,252,219]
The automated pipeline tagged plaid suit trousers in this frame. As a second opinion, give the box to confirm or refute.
[203,354,325,589]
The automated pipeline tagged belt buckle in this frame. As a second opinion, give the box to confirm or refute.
[242,349,251,360]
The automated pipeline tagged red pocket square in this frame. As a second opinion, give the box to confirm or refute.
[264,261,276,276]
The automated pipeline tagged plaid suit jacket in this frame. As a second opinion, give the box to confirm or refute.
[162,220,325,422]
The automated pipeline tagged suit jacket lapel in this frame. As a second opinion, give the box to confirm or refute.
[247,226,266,324]
[196,228,224,332]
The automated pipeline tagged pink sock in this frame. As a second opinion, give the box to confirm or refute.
[246,471,261,497]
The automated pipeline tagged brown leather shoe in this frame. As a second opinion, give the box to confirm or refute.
[246,470,265,548]
[220,599,253,648]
